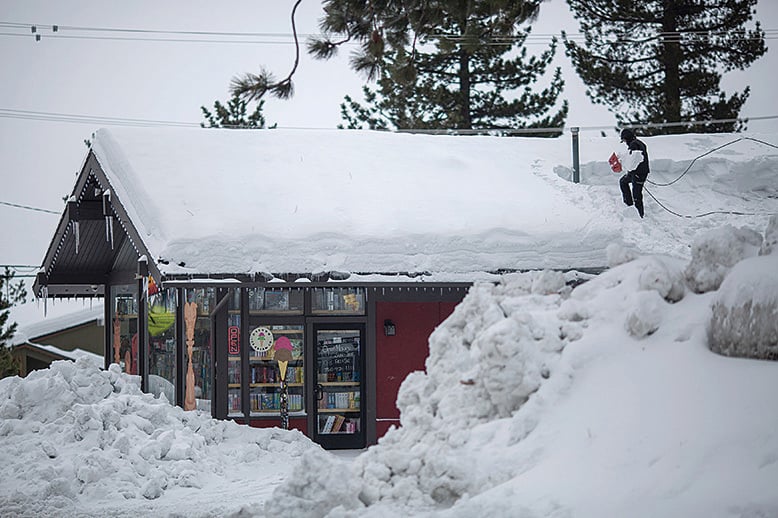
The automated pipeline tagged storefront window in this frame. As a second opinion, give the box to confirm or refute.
[227,288,242,417]
[147,287,177,403]
[111,285,138,374]
[183,287,214,412]
[311,287,365,315]
[248,324,304,416]
[247,287,303,314]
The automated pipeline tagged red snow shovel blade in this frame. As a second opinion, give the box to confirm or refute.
[609,152,622,173]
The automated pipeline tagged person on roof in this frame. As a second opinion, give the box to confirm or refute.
[618,128,650,218]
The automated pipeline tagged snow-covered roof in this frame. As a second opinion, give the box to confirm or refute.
[85,128,777,279]
[13,341,103,364]
[8,299,103,347]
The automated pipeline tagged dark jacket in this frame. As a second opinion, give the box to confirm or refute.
[627,138,650,181]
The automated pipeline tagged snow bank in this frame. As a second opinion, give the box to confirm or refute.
[706,216,778,360]
[709,254,778,360]
[0,358,320,517]
[685,225,763,293]
[760,214,778,256]
[268,224,778,518]
[267,258,692,516]
[268,270,575,516]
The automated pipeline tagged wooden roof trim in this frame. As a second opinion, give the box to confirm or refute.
[34,150,161,297]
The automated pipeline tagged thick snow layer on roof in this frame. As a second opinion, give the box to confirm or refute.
[90,128,778,277]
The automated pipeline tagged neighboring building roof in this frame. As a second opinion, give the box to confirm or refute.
[12,341,103,365]
[8,300,103,347]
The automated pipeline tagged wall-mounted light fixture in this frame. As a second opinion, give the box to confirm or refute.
[384,319,396,336]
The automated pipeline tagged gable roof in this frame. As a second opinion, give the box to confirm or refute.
[34,127,778,292]
[87,127,610,279]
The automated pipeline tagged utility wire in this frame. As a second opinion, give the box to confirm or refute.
[644,188,766,219]
[0,108,199,128]
[0,31,306,45]
[1,20,775,46]
[642,136,778,219]
[646,137,778,187]
[0,21,322,38]
[3,107,778,133]
[0,200,59,215]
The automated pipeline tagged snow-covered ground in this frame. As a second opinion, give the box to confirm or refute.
[2,223,777,517]
[1,130,777,517]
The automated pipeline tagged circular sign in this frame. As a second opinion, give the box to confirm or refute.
[249,326,274,353]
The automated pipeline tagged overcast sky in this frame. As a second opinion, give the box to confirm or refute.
[1,0,776,266]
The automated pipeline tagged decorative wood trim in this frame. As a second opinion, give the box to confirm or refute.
[183,301,198,411]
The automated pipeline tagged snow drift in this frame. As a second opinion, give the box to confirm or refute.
[267,219,778,518]
[708,217,778,360]
[2,220,777,517]
[0,359,320,517]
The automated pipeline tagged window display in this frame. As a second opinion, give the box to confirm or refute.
[248,324,304,416]
[227,289,242,417]
[311,287,365,315]
[184,288,214,412]
[315,328,363,441]
[111,285,138,375]
[147,287,176,403]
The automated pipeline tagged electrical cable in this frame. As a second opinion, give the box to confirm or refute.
[643,187,765,218]
[646,136,778,187]
[1,20,775,46]
[0,200,59,214]
[641,136,778,218]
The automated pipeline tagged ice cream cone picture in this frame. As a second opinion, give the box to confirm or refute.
[273,336,294,381]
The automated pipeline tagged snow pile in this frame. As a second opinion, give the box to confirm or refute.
[684,225,763,293]
[708,218,778,360]
[0,358,319,517]
[267,270,575,516]
[267,221,778,518]
[760,213,778,256]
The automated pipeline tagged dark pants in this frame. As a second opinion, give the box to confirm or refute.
[620,173,646,217]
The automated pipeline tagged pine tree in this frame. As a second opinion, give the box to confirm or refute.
[231,0,567,134]
[1,267,27,379]
[312,0,567,132]
[564,0,767,134]
[200,93,276,129]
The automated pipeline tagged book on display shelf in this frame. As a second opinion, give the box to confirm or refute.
[322,415,336,433]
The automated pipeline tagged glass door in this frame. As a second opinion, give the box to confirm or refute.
[313,325,365,449]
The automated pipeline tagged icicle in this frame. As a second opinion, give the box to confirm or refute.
[109,216,114,249]
[74,220,80,255]
[103,189,114,249]
[43,285,48,316]
[105,215,114,249]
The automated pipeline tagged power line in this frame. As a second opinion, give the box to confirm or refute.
[0,31,307,45]
[647,136,778,187]
[643,136,778,219]
[0,108,199,128]
[1,20,775,46]
[644,188,766,219]
[2,107,778,133]
[0,21,321,38]
[0,200,60,215]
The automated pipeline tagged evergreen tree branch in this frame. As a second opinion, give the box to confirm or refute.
[231,0,303,100]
